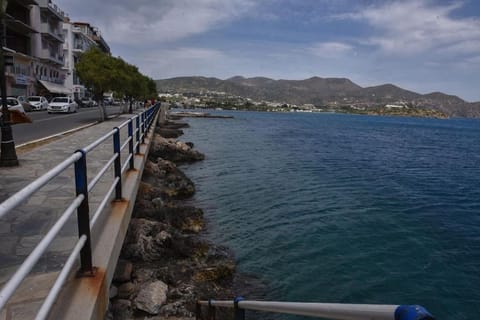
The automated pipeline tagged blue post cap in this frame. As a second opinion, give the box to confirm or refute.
[395,305,435,320]
[234,296,245,304]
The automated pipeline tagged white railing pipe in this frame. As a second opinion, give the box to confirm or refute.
[240,301,396,320]
[198,300,434,320]
[0,152,82,219]
[34,235,87,320]
[0,195,84,310]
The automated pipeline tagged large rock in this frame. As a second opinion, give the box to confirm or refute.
[113,260,133,283]
[155,127,184,138]
[162,120,190,129]
[149,135,205,164]
[133,267,157,284]
[123,219,172,261]
[160,301,194,318]
[111,299,133,320]
[135,202,204,233]
[134,281,169,315]
[117,282,136,299]
[141,159,196,200]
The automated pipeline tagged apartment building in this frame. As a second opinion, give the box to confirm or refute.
[3,0,110,98]
[30,0,69,96]
[4,0,38,97]
[63,21,110,100]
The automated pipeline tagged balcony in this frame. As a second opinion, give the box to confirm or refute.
[38,74,65,85]
[39,48,64,66]
[38,0,65,21]
[16,0,39,6]
[40,24,64,43]
[6,14,38,35]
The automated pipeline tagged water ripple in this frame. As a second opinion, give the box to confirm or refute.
[181,111,480,319]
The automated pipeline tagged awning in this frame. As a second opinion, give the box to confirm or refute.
[38,80,71,95]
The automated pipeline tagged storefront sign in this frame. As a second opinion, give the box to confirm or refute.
[15,74,28,85]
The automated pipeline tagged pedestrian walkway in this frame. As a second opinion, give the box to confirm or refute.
[0,114,140,319]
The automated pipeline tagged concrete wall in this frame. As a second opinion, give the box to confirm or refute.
[47,112,159,320]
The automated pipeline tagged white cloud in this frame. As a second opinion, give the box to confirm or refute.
[60,0,256,45]
[341,0,480,55]
[309,42,353,58]
[137,47,232,78]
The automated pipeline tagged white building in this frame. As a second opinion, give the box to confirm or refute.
[63,21,95,99]
[62,21,110,100]
[3,0,110,99]
[4,0,38,97]
[30,0,70,97]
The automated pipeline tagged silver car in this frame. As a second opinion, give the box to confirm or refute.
[27,96,49,111]
[47,97,78,114]
[0,97,26,117]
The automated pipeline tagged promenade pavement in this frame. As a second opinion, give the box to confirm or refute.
[0,113,140,319]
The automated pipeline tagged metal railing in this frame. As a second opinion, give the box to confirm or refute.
[0,104,159,319]
[196,298,435,320]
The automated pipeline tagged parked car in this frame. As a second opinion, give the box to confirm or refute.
[80,97,97,107]
[16,96,34,112]
[48,97,78,113]
[0,97,26,117]
[103,97,113,105]
[27,96,49,111]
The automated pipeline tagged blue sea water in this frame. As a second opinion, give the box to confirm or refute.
[179,111,480,319]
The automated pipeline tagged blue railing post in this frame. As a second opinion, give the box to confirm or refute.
[146,109,151,129]
[196,301,202,320]
[141,112,146,144]
[113,127,122,199]
[127,119,134,170]
[135,115,140,154]
[73,149,94,275]
[207,299,216,320]
[234,297,245,320]
[395,305,435,320]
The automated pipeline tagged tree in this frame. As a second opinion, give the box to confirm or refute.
[75,47,115,121]
[76,48,159,118]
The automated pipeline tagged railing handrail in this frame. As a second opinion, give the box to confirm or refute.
[0,104,161,318]
[0,152,82,220]
[196,299,435,320]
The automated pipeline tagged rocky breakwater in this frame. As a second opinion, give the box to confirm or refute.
[108,120,237,320]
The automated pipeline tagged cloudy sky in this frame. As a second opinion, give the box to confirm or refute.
[56,0,480,102]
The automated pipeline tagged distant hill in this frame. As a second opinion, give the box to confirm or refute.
[155,76,480,118]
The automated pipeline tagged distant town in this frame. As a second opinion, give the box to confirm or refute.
[155,76,480,119]
[158,90,449,119]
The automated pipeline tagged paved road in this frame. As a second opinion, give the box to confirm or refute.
[11,105,124,145]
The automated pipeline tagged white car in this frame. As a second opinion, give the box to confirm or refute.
[48,97,78,114]
[27,96,49,110]
[0,97,26,117]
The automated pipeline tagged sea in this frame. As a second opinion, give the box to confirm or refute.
[178,110,480,320]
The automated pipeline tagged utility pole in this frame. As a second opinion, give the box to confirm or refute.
[0,0,19,167]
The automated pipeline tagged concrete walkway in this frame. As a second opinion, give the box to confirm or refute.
[0,114,143,319]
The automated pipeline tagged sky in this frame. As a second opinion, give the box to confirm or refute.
[55,0,480,102]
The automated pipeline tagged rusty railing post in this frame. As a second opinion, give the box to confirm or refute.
[127,119,134,170]
[113,127,122,199]
[74,149,94,275]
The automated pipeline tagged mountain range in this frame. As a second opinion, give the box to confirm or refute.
[155,76,480,118]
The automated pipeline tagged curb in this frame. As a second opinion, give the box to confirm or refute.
[16,121,99,150]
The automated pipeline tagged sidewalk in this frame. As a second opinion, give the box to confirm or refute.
[0,114,138,319]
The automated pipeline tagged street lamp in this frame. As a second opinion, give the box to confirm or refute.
[0,0,19,167]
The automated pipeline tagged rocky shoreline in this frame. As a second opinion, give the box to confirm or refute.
[108,119,264,320]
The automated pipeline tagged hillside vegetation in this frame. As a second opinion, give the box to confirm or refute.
[156,76,480,118]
